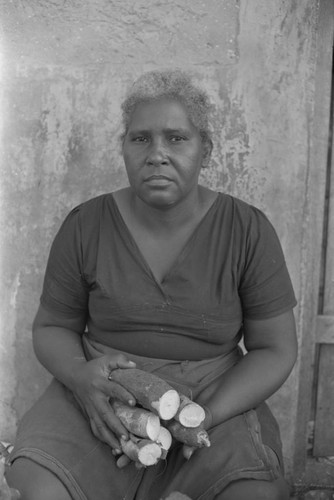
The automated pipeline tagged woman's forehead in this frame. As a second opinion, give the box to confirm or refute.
[128,98,197,132]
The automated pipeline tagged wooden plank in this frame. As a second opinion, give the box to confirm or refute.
[316,315,334,342]
[323,96,334,315]
[323,164,334,314]
[292,458,334,493]
[293,0,334,476]
[313,344,334,456]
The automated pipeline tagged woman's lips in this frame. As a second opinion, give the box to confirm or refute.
[144,175,172,185]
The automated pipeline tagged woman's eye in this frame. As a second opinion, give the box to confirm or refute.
[133,136,148,143]
[170,136,186,142]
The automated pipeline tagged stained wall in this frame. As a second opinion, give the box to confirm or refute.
[0,0,319,477]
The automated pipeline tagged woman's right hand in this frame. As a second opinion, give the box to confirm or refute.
[69,354,137,453]
[32,306,137,454]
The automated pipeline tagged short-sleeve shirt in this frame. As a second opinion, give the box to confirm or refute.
[41,192,297,361]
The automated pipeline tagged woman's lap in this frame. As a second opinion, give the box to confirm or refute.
[7,379,144,500]
[7,379,285,500]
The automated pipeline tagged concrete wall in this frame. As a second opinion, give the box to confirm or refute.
[0,0,319,478]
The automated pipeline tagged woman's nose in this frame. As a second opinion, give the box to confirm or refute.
[146,140,169,166]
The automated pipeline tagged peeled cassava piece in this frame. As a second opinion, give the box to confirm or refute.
[167,421,211,448]
[111,400,161,441]
[110,368,180,420]
[156,426,173,459]
[120,434,162,466]
[174,394,206,428]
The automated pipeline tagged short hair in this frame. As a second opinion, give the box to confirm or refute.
[120,69,213,145]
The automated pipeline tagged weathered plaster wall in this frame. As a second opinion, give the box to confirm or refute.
[0,0,319,477]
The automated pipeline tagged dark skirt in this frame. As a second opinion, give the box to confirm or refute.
[8,344,285,500]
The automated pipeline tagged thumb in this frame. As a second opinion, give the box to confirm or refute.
[109,355,136,371]
[182,445,196,460]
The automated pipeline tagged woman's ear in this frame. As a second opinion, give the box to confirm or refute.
[202,138,213,168]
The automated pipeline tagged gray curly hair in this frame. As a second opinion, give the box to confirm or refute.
[120,69,213,147]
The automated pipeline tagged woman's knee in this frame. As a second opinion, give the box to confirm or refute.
[5,458,72,500]
[216,477,290,500]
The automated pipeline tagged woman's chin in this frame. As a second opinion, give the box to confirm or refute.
[137,189,179,209]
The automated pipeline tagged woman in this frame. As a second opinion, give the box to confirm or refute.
[6,70,298,500]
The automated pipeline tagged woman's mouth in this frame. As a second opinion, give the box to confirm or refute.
[144,175,172,186]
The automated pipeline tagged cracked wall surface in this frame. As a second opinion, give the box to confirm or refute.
[0,0,319,475]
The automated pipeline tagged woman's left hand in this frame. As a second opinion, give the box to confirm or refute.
[196,310,297,427]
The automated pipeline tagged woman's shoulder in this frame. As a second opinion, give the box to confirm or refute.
[64,191,123,222]
[213,193,279,249]
[74,192,115,213]
[76,188,130,212]
[216,192,268,223]
[58,192,119,238]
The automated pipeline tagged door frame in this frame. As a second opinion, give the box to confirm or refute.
[292,0,334,490]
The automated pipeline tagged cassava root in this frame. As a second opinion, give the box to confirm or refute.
[110,368,180,420]
[156,426,173,459]
[111,400,161,441]
[110,369,210,467]
[174,394,206,428]
[120,434,162,466]
[167,421,211,448]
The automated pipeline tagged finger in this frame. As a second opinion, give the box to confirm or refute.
[116,454,132,469]
[90,417,121,452]
[105,355,136,372]
[95,397,130,440]
[182,445,196,460]
[103,380,136,406]
[112,448,122,456]
[135,462,145,470]
[113,355,136,370]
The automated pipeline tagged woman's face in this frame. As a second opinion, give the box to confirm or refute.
[122,98,208,209]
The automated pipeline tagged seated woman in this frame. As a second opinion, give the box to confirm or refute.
[6,70,298,500]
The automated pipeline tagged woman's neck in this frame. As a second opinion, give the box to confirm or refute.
[129,185,211,232]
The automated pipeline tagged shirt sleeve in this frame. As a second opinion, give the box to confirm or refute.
[238,207,297,319]
[40,206,89,317]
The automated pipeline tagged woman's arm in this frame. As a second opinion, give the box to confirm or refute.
[197,309,297,427]
[32,304,88,389]
[32,304,137,452]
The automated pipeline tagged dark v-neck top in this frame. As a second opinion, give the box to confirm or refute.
[41,192,297,361]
